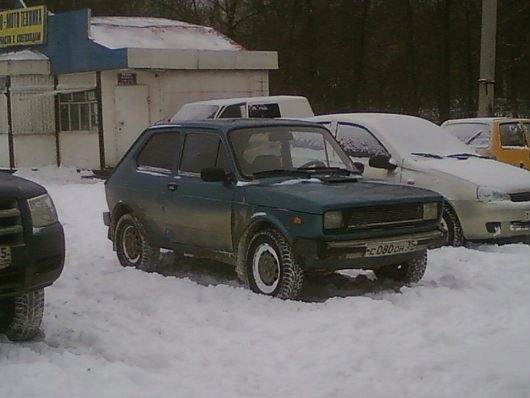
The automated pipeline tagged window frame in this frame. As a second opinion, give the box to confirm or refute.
[58,89,99,132]
[134,130,182,175]
[178,131,230,177]
[335,122,391,158]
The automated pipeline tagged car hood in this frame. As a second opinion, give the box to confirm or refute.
[0,172,47,200]
[243,178,442,214]
[409,156,530,192]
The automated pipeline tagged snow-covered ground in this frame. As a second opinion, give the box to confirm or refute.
[1,168,530,398]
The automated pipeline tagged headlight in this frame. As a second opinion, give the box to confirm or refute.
[476,186,510,202]
[423,202,439,220]
[324,210,343,230]
[27,194,58,228]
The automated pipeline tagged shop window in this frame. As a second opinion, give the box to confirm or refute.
[59,90,98,131]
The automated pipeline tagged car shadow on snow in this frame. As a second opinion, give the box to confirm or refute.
[155,252,403,303]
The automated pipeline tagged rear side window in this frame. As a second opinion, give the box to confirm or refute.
[500,123,527,147]
[136,132,181,171]
[248,103,281,118]
[444,123,490,149]
[219,104,245,118]
[336,123,389,157]
[180,133,227,173]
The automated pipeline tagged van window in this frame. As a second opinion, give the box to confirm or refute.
[248,103,281,118]
[219,104,245,118]
[500,123,527,147]
[444,123,490,149]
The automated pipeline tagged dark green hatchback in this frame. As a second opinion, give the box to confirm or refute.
[104,119,444,299]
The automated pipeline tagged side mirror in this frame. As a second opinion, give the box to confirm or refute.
[368,155,397,171]
[201,168,227,182]
[352,162,365,175]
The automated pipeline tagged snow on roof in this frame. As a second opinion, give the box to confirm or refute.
[0,49,48,61]
[311,113,470,156]
[443,117,530,125]
[182,95,309,106]
[90,17,243,51]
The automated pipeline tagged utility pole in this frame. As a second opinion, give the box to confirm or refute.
[477,0,497,116]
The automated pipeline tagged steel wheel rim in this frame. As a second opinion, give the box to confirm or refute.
[122,224,141,263]
[252,243,280,294]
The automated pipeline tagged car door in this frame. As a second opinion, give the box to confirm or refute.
[130,130,182,246]
[332,122,401,182]
[493,121,530,169]
[164,131,234,252]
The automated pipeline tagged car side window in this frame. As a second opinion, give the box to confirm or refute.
[500,123,527,147]
[444,123,490,149]
[180,133,227,174]
[219,103,245,118]
[336,123,389,158]
[136,132,181,172]
[248,103,281,118]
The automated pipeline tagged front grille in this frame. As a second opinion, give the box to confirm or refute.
[510,192,530,202]
[0,199,24,245]
[346,203,424,229]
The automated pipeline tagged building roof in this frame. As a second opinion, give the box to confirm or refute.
[0,49,48,61]
[90,17,243,51]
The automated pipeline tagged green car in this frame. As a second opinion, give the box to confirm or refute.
[104,119,444,299]
[0,171,65,341]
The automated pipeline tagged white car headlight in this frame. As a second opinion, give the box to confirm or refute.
[476,186,510,202]
[423,202,439,220]
[324,210,344,230]
[27,194,58,228]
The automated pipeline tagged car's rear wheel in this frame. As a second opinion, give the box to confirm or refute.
[374,251,427,284]
[246,229,304,300]
[441,204,464,246]
[115,214,160,271]
[0,289,44,341]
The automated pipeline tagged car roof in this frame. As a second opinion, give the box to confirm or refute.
[179,95,309,107]
[443,117,530,125]
[149,118,323,134]
[310,112,437,131]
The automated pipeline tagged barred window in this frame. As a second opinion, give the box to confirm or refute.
[59,90,98,131]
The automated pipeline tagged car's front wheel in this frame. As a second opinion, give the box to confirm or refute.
[374,251,427,284]
[246,229,304,300]
[441,204,464,246]
[115,214,160,271]
[0,289,44,341]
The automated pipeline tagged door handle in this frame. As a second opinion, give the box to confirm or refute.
[167,182,178,191]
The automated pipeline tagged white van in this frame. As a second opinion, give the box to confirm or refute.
[170,95,314,121]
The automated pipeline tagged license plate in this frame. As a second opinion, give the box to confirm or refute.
[365,239,418,257]
[0,246,11,269]
[524,211,530,221]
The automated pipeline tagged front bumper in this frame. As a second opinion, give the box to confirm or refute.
[0,222,65,299]
[293,229,445,271]
[452,199,530,241]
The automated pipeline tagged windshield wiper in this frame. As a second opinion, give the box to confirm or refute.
[446,153,486,159]
[252,169,311,178]
[296,166,356,176]
[411,152,443,159]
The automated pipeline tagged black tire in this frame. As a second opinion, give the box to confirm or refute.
[0,289,44,341]
[246,229,304,300]
[441,204,465,247]
[115,214,160,271]
[374,250,427,284]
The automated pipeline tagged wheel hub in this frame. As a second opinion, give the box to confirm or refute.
[252,243,280,294]
[258,251,279,286]
[122,225,141,262]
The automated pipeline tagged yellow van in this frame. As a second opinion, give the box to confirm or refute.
[442,118,530,169]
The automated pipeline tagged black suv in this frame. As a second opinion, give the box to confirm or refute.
[0,171,65,341]
[104,119,444,299]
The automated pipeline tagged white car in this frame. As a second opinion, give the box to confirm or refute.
[171,95,314,121]
[310,113,530,245]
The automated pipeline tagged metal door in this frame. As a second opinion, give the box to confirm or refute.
[114,86,150,162]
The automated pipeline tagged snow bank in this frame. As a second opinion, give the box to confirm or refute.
[1,168,529,398]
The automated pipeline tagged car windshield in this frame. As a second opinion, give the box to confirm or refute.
[171,104,220,121]
[228,126,356,179]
